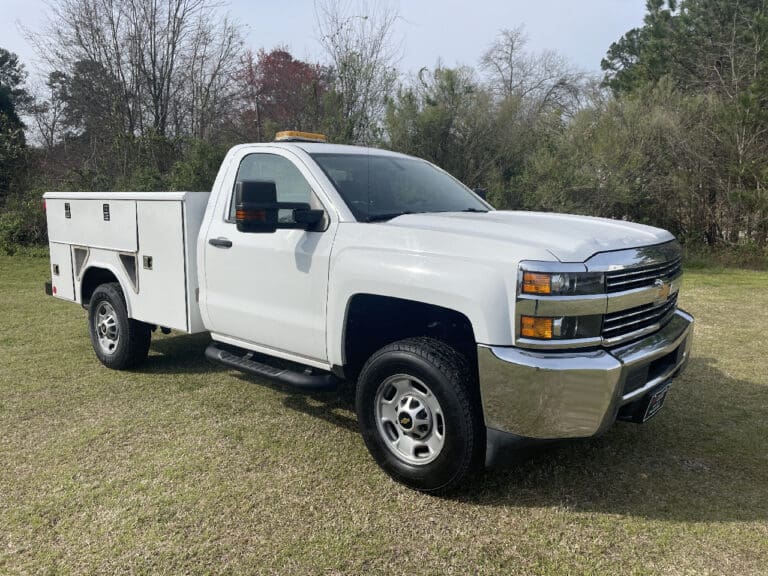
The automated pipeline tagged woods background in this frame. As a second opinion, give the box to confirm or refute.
[1,0,767,267]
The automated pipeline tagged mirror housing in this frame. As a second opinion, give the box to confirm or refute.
[235,181,278,233]
[235,181,325,233]
[473,188,488,201]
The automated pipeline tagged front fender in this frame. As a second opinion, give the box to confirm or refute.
[326,246,516,367]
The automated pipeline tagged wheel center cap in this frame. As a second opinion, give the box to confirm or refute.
[397,394,432,438]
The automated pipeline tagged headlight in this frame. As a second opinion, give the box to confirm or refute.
[520,314,602,340]
[517,264,606,344]
[521,271,604,296]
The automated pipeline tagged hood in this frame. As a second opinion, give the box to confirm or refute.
[384,211,674,262]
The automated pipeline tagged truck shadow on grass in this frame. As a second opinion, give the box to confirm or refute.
[141,333,360,432]
[140,332,222,375]
[456,355,768,522]
[272,384,360,433]
[139,337,768,522]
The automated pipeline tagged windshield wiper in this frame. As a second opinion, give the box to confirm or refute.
[366,208,487,222]
[365,211,416,222]
[431,208,490,214]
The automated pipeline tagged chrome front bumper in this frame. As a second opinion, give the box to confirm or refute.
[478,309,694,439]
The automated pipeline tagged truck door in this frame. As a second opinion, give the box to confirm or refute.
[203,149,336,364]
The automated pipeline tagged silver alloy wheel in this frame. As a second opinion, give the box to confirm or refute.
[95,301,120,355]
[374,374,445,465]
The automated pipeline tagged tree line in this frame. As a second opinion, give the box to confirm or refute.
[0,0,766,265]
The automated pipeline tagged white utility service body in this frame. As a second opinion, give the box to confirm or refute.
[45,191,209,333]
[44,136,694,492]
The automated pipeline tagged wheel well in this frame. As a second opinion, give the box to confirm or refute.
[80,267,119,306]
[343,294,477,381]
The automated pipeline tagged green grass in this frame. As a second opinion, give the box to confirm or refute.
[1,256,767,575]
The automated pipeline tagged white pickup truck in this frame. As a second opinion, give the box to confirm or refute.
[44,131,693,492]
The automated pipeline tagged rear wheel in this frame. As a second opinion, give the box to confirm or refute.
[88,283,151,369]
[356,337,485,493]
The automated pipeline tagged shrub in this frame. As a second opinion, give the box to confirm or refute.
[0,192,47,255]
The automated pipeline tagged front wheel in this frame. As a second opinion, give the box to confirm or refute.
[356,337,485,493]
[88,282,151,370]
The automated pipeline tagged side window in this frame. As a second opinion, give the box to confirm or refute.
[228,153,313,221]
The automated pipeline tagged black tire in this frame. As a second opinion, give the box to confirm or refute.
[355,337,485,493]
[88,282,151,370]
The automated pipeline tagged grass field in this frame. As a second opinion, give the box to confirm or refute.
[1,255,767,575]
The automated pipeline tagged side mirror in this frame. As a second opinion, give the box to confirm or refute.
[235,181,278,233]
[235,180,325,233]
[473,188,488,200]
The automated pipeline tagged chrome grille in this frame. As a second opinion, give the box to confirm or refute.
[605,256,682,293]
[602,293,678,343]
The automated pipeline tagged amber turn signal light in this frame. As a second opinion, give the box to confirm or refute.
[236,209,267,221]
[521,316,553,339]
[522,272,551,295]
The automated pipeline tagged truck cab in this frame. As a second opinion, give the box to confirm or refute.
[44,132,693,492]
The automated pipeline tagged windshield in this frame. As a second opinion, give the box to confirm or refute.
[309,153,489,222]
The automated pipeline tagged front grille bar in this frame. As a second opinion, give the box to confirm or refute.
[605,257,682,292]
[603,294,678,340]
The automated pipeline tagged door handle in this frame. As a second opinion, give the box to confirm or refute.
[208,237,233,248]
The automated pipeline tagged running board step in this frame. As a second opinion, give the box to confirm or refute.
[205,343,338,392]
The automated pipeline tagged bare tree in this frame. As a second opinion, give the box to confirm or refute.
[315,0,401,143]
[29,72,68,151]
[32,0,242,141]
[32,0,140,135]
[481,26,586,116]
[480,26,530,99]
[181,13,242,139]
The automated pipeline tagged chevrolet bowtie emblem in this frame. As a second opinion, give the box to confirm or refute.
[400,416,411,426]
[654,278,671,304]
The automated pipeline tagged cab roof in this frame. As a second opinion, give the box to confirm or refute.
[233,141,413,159]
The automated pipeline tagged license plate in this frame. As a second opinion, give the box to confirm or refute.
[643,383,671,422]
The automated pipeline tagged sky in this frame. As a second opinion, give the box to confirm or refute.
[1,0,647,82]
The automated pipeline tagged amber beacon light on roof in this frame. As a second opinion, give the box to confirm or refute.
[274,131,327,143]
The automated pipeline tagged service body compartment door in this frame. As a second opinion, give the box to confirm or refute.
[132,201,188,331]
[46,199,137,252]
[48,242,75,301]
